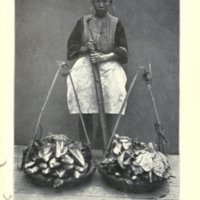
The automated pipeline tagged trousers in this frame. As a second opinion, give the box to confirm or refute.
[79,114,116,149]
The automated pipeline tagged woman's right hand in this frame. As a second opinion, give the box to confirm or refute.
[80,46,88,53]
[86,41,95,52]
[80,42,95,54]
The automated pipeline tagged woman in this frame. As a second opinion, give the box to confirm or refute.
[66,0,128,148]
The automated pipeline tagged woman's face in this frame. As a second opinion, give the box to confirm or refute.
[92,0,111,17]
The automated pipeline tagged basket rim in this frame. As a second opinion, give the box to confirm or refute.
[98,164,167,193]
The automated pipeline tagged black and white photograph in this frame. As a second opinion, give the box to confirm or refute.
[6,0,181,199]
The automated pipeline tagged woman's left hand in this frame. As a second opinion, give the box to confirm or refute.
[90,52,117,64]
[90,52,106,64]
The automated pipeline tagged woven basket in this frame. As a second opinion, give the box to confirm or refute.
[98,135,170,193]
[23,161,96,189]
[98,164,166,193]
[21,136,96,189]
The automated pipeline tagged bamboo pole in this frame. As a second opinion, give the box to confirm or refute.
[87,18,108,150]
[63,63,91,146]
[144,63,167,153]
[104,70,140,157]
[24,63,62,164]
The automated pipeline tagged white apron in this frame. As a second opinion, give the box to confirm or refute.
[66,56,127,114]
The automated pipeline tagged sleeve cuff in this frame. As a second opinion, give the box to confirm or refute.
[113,46,128,64]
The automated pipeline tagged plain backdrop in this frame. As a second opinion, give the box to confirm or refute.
[15,0,179,153]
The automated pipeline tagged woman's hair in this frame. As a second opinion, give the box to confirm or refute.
[91,0,113,4]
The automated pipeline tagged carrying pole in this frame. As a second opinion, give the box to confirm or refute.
[104,70,140,157]
[87,18,108,150]
[24,63,62,164]
[62,62,91,146]
[143,63,167,153]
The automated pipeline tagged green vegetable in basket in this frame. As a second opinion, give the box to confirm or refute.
[55,141,68,158]
[61,154,74,165]
[25,166,39,175]
[100,134,171,185]
[24,161,35,169]
[41,168,51,175]
[55,168,66,178]
[68,147,86,167]
[49,157,61,168]
[39,162,48,169]
[21,133,93,188]
[75,164,88,173]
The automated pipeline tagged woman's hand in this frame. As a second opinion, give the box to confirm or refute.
[80,42,96,54]
[90,52,117,64]
[90,52,105,64]
[79,46,88,53]
[86,42,95,52]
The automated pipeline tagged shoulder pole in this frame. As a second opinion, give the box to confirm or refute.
[104,69,140,157]
[24,63,62,164]
[143,63,167,153]
[61,62,91,147]
[86,18,108,150]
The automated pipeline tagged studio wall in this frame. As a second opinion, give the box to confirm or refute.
[15,0,179,153]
